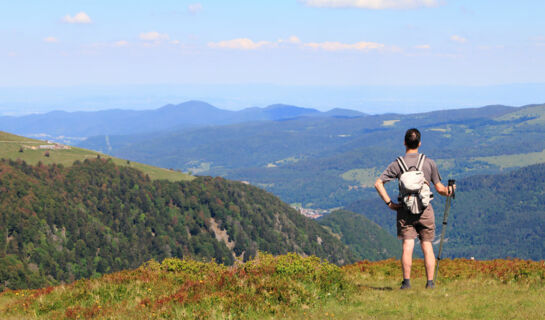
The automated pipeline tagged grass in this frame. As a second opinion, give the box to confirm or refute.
[340,168,380,187]
[0,131,193,182]
[494,104,545,125]
[1,254,544,319]
[382,120,400,126]
[473,149,545,169]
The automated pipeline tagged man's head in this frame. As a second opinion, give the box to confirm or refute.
[404,128,421,150]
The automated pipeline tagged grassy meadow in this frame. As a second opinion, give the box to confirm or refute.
[473,149,545,169]
[1,253,543,319]
[0,131,193,182]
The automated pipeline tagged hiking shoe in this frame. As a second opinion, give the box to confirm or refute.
[400,280,411,290]
[426,280,435,289]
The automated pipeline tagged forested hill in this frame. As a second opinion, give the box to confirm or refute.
[317,210,400,260]
[0,158,356,291]
[347,163,545,260]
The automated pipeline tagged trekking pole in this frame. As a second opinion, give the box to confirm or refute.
[434,179,455,284]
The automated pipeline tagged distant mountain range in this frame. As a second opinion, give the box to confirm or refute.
[78,102,545,207]
[0,100,365,142]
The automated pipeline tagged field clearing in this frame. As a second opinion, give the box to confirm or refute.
[341,168,380,187]
[494,104,545,125]
[0,131,193,182]
[473,149,545,169]
[382,120,400,126]
[1,255,543,319]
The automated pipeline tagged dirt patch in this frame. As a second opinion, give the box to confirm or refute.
[209,218,235,250]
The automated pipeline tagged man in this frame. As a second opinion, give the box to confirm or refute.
[374,128,455,289]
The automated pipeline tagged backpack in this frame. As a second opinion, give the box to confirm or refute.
[396,154,433,214]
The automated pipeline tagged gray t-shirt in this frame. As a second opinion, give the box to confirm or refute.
[379,153,442,186]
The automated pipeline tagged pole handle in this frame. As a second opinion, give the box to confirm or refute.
[448,179,456,199]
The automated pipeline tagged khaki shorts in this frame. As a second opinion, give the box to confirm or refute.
[397,205,435,242]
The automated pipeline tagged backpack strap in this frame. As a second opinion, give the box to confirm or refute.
[416,154,426,171]
[396,156,409,173]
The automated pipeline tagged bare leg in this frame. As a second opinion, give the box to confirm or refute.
[421,240,435,281]
[401,239,415,279]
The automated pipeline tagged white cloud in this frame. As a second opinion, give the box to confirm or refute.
[113,40,129,47]
[301,0,440,10]
[62,12,92,24]
[170,40,181,45]
[188,3,203,14]
[451,35,467,43]
[43,36,59,43]
[289,36,301,44]
[278,35,302,44]
[208,37,387,52]
[534,36,545,47]
[304,40,384,51]
[139,31,170,41]
[414,44,431,49]
[208,38,274,50]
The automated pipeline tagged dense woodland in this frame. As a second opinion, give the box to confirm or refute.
[317,210,400,260]
[347,163,545,260]
[0,158,356,291]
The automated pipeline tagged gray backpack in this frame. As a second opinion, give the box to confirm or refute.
[397,154,433,214]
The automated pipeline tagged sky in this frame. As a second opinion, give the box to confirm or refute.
[1,0,545,114]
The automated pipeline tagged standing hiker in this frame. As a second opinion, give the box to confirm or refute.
[374,128,455,289]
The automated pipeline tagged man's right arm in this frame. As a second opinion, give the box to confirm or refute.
[375,179,401,211]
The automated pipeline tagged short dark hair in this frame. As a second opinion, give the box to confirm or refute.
[405,128,421,149]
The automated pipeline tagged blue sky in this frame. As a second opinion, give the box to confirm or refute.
[1,1,545,114]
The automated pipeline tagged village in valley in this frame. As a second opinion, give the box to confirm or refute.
[240,180,330,219]
[291,206,330,219]
[23,142,72,150]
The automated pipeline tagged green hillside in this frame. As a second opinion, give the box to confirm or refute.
[318,210,400,261]
[0,131,192,182]
[0,158,356,291]
[1,254,544,319]
[347,163,545,260]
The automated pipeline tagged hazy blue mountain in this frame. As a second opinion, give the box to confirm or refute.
[0,100,231,138]
[0,100,359,142]
[261,104,320,119]
[319,108,367,118]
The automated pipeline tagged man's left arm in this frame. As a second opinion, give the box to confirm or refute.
[434,181,456,197]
